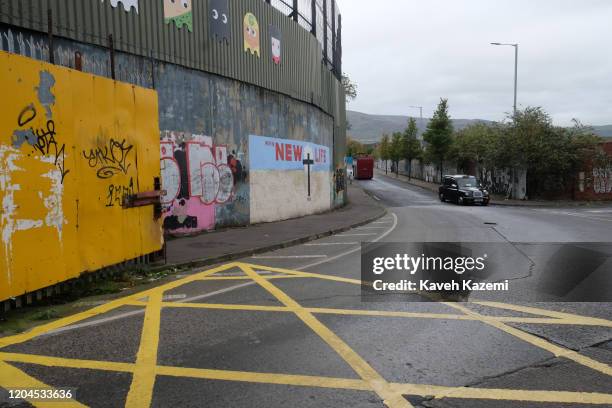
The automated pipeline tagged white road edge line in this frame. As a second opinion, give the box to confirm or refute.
[251,255,327,259]
[42,212,398,335]
[297,212,398,270]
[372,195,381,201]
[44,281,256,336]
[304,242,359,246]
[336,233,378,236]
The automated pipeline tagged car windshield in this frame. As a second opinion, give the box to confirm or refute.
[456,177,477,188]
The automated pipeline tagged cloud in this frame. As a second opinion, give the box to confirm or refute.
[339,0,612,126]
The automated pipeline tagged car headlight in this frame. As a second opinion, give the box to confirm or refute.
[483,190,489,196]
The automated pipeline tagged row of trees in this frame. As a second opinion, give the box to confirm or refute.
[374,98,602,196]
[378,117,423,178]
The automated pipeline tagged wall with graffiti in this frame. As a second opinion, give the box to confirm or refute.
[0,24,337,236]
[155,63,334,234]
[0,51,162,301]
[575,141,612,200]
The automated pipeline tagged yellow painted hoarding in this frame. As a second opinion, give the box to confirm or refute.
[0,51,162,301]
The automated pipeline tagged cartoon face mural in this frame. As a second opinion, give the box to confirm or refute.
[101,0,139,13]
[270,25,281,64]
[209,0,230,43]
[243,13,260,56]
[163,0,193,32]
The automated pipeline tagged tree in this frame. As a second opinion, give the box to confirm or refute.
[495,107,601,197]
[341,73,358,102]
[379,134,391,174]
[390,132,403,175]
[452,122,499,180]
[401,117,422,179]
[346,136,366,157]
[423,98,454,181]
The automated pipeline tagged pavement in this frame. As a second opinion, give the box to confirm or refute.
[376,168,612,207]
[164,185,386,268]
[0,175,611,407]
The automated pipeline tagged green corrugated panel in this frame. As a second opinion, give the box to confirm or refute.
[0,0,344,132]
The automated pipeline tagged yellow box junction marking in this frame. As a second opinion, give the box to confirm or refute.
[0,261,609,407]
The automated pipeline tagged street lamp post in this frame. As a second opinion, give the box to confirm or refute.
[491,42,519,199]
[490,42,518,116]
[408,105,423,121]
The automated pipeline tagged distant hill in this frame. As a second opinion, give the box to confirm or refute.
[592,125,612,138]
[346,110,493,144]
[347,110,612,144]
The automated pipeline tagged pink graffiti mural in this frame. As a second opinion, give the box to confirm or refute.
[160,133,237,233]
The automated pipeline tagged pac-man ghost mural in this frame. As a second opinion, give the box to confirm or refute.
[270,25,281,64]
[209,0,230,43]
[101,0,139,13]
[243,12,260,56]
[164,0,193,32]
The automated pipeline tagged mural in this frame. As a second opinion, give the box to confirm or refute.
[164,0,193,32]
[249,135,332,223]
[209,0,230,43]
[160,132,247,234]
[0,51,161,301]
[593,166,612,194]
[243,13,260,56]
[101,0,139,13]
[270,25,281,64]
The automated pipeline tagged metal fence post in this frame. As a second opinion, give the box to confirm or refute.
[311,0,317,36]
[108,34,116,80]
[336,14,342,77]
[322,0,328,63]
[331,0,336,67]
[47,8,54,64]
[292,0,299,22]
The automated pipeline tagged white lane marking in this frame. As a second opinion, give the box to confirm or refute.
[45,281,256,336]
[372,221,392,224]
[355,226,386,229]
[213,271,273,276]
[304,242,359,246]
[532,208,612,222]
[297,212,398,270]
[336,233,377,237]
[372,195,381,201]
[251,255,327,259]
[43,213,398,334]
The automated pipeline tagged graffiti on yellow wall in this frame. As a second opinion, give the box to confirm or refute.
[0,51,162,301]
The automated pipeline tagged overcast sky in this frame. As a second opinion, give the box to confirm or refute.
[339,0,612,126]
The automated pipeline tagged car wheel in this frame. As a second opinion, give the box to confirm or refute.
[439,192,445,202]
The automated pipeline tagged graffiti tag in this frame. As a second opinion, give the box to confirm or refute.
[593,166,612,194]
[12,104,69,183]
[106,177,135,207]
[82,138,134,179]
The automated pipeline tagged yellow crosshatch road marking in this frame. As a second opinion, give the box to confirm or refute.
[0,261,611,407]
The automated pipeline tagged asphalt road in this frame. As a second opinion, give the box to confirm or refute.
[0,175,611,408]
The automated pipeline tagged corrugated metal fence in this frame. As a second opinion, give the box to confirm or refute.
[0,0,344,127]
